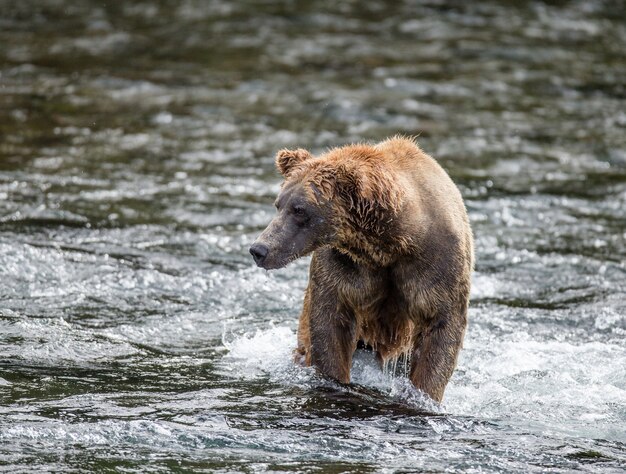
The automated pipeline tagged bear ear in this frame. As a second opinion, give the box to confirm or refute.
[275,148,312,177]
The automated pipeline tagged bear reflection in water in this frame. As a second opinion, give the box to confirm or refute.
[250,136,473,403]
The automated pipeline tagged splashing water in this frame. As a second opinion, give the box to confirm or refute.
[1,0,625,471]
[223,326,443,413]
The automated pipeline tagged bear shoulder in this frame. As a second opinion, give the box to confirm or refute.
[374,135,428,166]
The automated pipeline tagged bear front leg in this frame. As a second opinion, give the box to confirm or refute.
[409,310,467,403]
[294,286,312,367]
[306,283,357,384]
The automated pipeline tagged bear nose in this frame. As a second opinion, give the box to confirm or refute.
[249,243,269,266]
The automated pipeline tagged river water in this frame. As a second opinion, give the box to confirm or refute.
[0,1,625,472]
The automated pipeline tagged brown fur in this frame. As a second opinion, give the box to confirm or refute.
[253,136,473,403]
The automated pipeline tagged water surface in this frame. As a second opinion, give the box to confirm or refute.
[0,1,625,472]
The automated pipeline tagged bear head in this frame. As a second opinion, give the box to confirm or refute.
[249,148,333,269]
[250,145,402,270]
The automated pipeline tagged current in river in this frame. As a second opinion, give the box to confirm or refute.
[0,1,625,472]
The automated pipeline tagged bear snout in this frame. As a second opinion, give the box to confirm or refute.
[249,242,269,267]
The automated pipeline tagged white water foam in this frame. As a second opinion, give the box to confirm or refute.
[222,324,626,443]
[446,334,626,442]
[222,326,442,413]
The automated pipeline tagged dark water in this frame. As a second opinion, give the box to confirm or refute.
[1,1,625,472]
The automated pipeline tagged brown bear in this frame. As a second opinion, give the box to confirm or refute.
[249,136,473,403]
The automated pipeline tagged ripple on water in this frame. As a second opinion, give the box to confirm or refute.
[1,0,625,471]
[222,325,626,440]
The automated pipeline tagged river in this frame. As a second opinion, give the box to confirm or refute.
[0,1,625,472]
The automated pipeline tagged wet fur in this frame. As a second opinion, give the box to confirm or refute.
[260,136,473,402]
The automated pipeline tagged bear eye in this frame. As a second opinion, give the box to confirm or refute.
[293,206,305,216]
